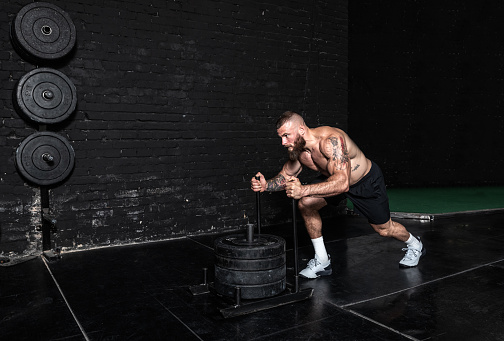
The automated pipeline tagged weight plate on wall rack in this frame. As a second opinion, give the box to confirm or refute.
[15,68,77,125]
[11,2,76,62]
[16,132,75,186]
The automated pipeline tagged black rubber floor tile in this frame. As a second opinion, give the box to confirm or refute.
[348,264,504,341]
[0,257,83,340]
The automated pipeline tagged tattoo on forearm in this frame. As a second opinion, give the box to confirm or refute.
[328,137,350,170]
[266,174,287,191]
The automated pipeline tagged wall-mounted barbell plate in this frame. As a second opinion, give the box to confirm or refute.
[10,2,76,62]
[16,132,75,186]
[15,68,77,125]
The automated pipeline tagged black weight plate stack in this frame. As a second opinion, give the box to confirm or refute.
[214,234,286,299]
[15,68,77,125]
[16,131,75,186]
[10,2,76,63]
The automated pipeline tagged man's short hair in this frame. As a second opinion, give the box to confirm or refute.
[276,111,301,129]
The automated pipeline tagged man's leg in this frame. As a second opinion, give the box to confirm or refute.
[370,219,424,267]
[369,218,410,241]
[297,197,332,278]
[298,196,326,239]
[347,161,424,267]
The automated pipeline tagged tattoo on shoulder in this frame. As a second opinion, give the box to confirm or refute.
[266,174,287,191]
[328,136,350,170]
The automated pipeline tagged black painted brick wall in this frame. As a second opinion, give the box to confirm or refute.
[0,0,348,255]
[349,0,504,187]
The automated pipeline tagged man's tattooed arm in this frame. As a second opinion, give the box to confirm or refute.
[327,136,350,170]
[300,135,351,198]
[266,173,287,191]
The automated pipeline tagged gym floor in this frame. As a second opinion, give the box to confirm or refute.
[2,211,504,340]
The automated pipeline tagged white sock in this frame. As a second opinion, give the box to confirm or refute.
[405,234,420,248]
[311,236,329,263]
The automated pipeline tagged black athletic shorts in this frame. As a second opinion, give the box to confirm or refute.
[311,161,391,225]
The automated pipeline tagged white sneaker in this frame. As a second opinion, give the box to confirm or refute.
[399,238,424,268]
[299,254,332,279]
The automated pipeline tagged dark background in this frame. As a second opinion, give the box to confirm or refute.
[349,1,504,187]
[1,0,503,257]
[0,0,347,255]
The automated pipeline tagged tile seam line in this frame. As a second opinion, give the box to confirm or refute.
[187,236,215,250]
[150,294,204,341]
[343,309,421,341]
[41,255,91,341]
[340,258,504,309]
[248,314,342,341]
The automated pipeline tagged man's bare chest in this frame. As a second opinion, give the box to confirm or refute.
[299,150,329,174]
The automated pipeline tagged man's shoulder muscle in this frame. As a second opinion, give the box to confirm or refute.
[320,133,350,172]
[319,131,346,156]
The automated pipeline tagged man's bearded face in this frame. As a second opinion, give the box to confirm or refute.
[288,134,306,161]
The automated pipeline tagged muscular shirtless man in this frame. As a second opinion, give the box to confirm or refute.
[251,111,424,279]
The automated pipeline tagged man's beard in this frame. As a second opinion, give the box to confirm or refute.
[288,135,306,161]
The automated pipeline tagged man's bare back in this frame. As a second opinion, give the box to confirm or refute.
[298,126,371,186]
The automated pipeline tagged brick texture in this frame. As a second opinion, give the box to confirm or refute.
[0,0,348,255]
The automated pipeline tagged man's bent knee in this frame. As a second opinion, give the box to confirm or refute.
[370,219,393,237]
[298,196,327,212]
